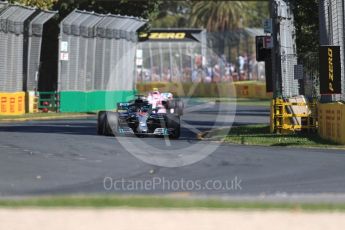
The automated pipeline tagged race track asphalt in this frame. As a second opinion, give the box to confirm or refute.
[0,99,344,201]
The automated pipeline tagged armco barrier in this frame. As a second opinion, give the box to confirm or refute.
[318,103,345,144]
[0,92,26,115]
[136,82,272,99]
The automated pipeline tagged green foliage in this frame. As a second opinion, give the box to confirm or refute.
[1,195,345,211]
[292,0,320,58]
[245,1,270,28]
[9,1,269,30]
[10,0,162,20]
[152,1,269,30]
[153,14,188,28]
[206,124,342,148]
[53,0,162,20]
[152,0,191,27]
[9,0,57,9]
[189,1,246,31]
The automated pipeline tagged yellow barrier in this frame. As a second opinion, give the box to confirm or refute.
[270,97,318,134]
[26,91,39,113]
[0,92,26,115]
[137,82,272,99]
[318,103,345,144]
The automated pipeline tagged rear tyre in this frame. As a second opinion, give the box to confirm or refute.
[97,111,107,135]
[166,115,181,139]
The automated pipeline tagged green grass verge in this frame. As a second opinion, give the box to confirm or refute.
[204,125,344,149]
[192,98,270,107]
[0,113,94,121]
[0,196,345,211]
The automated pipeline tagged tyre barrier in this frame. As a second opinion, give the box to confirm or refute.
[26,91,39,113]
[0,92,26,116]
[318,103,345,144]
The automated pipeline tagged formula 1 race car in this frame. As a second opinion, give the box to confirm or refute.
[97,94,184,139]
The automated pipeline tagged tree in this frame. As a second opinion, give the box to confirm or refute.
[189,1,246,32]
[189,1,248,55]
[292,0,319,57]
[53,0,162,21]
[9,0,57,10]
[152,1,191,28]
[10,0,163,21]
[246,1,269,28]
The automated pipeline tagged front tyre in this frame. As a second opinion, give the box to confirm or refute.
[174,99,184,116]
[166,115,181,139]
[105,112,119,136]
[166,99,184,116]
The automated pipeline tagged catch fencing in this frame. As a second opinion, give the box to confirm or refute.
[27,10,56,91]
[299,52,320,99]
[0,4,57,115]
[136,28,266,84]
[0,4,56,92]
[0,5,37,92]
[0,1,7,11]
[58,10,147,112]
[276,0,299,97]
[319,0,345,100]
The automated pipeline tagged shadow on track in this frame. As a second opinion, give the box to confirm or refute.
[0,105,270,140]
[0,119,204,140]
[0,120,98,136]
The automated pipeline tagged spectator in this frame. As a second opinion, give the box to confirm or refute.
[238,55,245,73]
